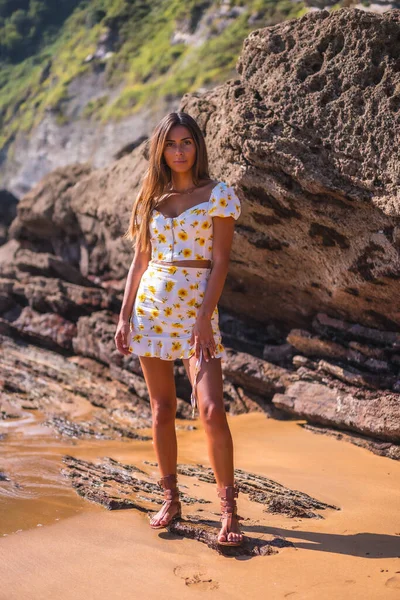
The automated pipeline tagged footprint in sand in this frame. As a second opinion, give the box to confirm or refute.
[174,564,219,590]
[385,575,400,589]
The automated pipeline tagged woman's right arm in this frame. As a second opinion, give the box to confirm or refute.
[119,241,151,322]
[115,239,151,354]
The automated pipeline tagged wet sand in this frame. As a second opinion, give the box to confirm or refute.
[1,412,399,599]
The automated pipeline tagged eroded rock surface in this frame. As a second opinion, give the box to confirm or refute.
[62,455,339,555]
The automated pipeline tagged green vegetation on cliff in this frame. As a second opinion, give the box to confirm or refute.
[0,0,311,150]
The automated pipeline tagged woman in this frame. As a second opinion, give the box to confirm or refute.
[114,111,243,547]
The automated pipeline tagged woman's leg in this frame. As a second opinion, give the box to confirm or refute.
[139,356,180,526]
[182,355,242,544]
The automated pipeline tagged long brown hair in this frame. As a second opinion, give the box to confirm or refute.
[123,111,212,251]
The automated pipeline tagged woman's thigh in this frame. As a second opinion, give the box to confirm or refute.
[182,355,225,419]
[139,356,176,411]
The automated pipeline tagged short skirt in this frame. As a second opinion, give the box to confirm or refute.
[127,260,226,362]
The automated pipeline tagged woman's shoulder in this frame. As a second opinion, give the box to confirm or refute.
[208,181,241,220]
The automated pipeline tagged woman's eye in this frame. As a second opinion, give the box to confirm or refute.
[165,141,192,147]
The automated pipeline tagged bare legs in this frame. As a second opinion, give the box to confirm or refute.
[139,354,242,543]
[139,356,180,527]
[183,355,242,544]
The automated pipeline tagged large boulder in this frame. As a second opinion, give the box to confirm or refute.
[181,7,400,330]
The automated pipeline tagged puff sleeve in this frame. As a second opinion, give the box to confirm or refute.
[208,182,241,220]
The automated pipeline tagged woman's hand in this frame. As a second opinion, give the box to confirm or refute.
[115,318,131,355]
[190,315,216,362]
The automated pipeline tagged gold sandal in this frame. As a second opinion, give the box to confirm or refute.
[216,483,244,546]
[149,473,182,529]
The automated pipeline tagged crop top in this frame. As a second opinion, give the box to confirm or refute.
[148,181,241,262]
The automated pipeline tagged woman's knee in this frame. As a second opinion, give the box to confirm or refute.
[201,400,227,428]
[151,398,176,426]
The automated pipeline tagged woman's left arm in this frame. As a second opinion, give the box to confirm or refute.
[191,216,236,361]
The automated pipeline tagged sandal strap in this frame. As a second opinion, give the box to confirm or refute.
[217,483,239,517]
[157,473,180,503]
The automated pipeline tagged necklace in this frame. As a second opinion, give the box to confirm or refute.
[167,184,198,195]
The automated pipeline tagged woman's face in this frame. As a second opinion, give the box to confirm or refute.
[163,125,196,173]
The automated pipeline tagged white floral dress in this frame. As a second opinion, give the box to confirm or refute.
[127,181,241,415]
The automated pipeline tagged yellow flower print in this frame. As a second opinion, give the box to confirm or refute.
[148,285,156,294]
[199,292,204,298]
[151,308,159,318]
[138,293,146,302]
[172,341,182,352]
[172,218,178,227]
[157,252,164,260]
[186,309,196,318]
[157,340,163,348]
[201,221,211,230]
[187,298,197,307]
[195,253,204,260]
[153,228,159,234]
[173,302,181,309]
[177,231,188,241]
[158,233,167,243]
[166,352,173,359]
[153,324,163,334]
[168,265,178,274]
[216,342,224,353]
[165,280,175,292]
[168,244,172,250]
[132,334,143,342]
[189,283,199,290]
[182,248,192,258]
[190,220,199,227]
[144,352,152,357]
[219,197,228,208]
[196,237,206,246]
[179,219,185,226]
[161,296,168,303]
[137,307,145,316]
[182,269,188,275]
[129,346,133,352]
[177,288,188,299]
[172,322,184,328]
[209,207,216,215]
[165,224,171,230]
[170,332,179,337]
[207,246,212,252]
[139,324,145,330]
[164,307,173,316]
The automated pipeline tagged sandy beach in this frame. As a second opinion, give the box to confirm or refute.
[1,412,399,600]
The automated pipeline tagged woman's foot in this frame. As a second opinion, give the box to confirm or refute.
[149,473,182,529]
[216,483,243,546]
[218,512,243,544]
[149,498,181,528]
